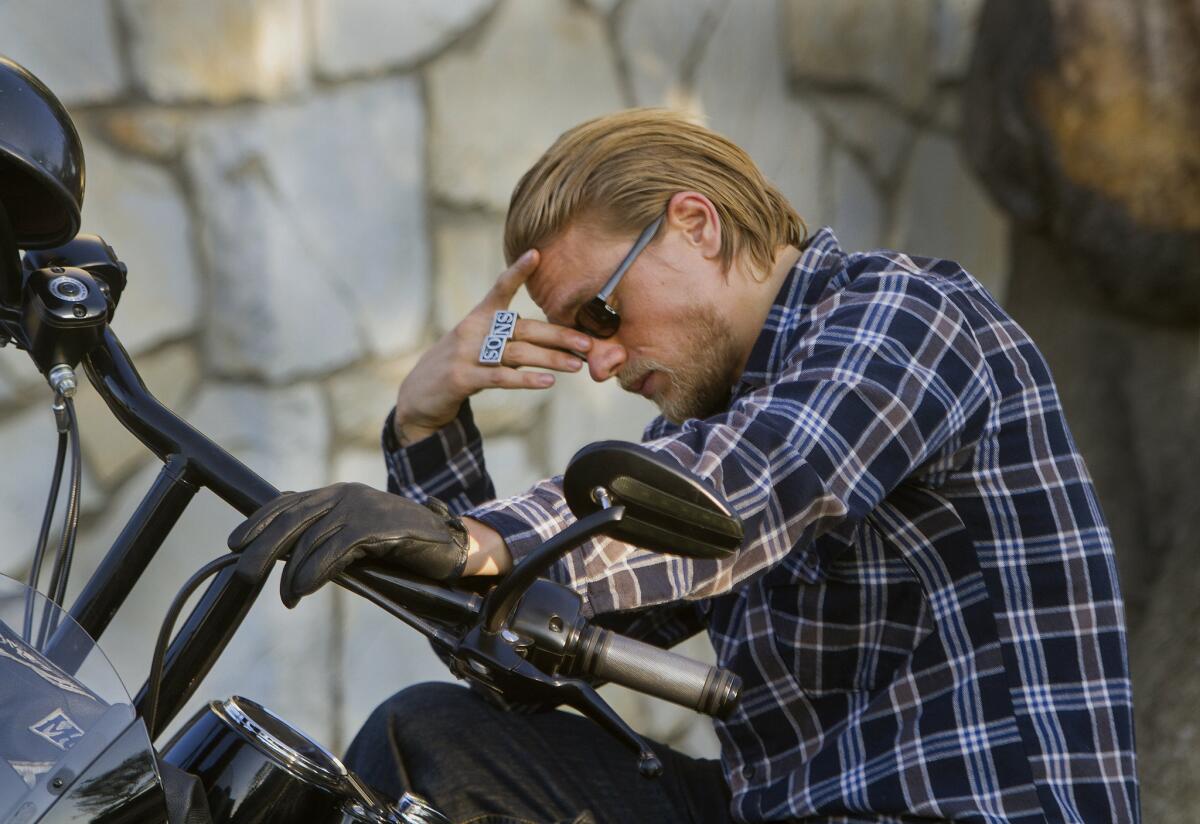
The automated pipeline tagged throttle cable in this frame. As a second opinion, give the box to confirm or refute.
[23,406,67,641]
[37,394,82,646]
[143,553,241,740]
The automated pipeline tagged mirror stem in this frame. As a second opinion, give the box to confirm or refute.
[482,505,625,632]
[592,486,614,509]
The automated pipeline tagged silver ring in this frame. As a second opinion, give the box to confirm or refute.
[479,310,518,366]
[489,310,518,339]
[478,334,508,365]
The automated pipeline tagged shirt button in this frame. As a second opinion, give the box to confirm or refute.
[741,765,755,780]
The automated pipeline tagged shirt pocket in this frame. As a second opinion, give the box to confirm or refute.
[766,565,932,694]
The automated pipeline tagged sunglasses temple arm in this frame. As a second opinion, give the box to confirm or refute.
[596,214,666,301]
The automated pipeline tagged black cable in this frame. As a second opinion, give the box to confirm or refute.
[39,395,82,644]
[23,426,68,641]
[143,553,240,740]
[48,396,82,608]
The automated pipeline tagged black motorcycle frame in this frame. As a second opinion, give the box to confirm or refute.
[2,310,474,737]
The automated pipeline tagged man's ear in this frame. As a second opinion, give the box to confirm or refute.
[666,191,722,260]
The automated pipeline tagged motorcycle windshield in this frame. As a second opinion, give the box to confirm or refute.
[0,573,165,823]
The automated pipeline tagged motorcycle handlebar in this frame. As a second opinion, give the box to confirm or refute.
[344,564,741,719]
[573,624,741,719]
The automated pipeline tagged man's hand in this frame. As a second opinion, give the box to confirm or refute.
[393,249,592,444]
[228,483,470,607]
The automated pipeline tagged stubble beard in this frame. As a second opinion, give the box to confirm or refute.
[618,304,743,425]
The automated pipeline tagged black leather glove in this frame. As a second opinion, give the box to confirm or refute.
[227,483,470,608]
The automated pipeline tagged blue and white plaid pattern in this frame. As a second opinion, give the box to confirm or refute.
[384,229,1139,823]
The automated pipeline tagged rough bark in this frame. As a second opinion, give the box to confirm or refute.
[1005,226,1200,822]
[964,1,1200,816]
[964,0,1200,325]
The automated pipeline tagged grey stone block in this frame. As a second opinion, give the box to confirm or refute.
[427,0,624,210]
[185,77,428,381]
[811,94,916,183]
[120,0,309,104]
[694,3,827,229]
[313,0,494,78]
[617,0,728,107]
[327,356,421,447]
[187,381,330,493]
[933,0,985,81]
[831,149,885,252]
[78,127,201,355]
[0,353,42,407]
[894,132,1008,299]
[781,0,937,110]
[0,0,124,105]
[331,446,386,493]
[97,108,195,162]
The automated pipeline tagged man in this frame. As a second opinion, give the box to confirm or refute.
[230,110,1139,822]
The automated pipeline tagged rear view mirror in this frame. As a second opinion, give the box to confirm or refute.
[563,441,743,559]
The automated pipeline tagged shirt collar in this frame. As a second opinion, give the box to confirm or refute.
[734,226,848,394]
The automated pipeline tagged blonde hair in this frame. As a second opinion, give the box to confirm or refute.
[503,109,807,277]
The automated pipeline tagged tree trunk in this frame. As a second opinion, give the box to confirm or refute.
[964,1,1200,816]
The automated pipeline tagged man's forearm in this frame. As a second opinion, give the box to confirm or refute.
[462,517,513,576]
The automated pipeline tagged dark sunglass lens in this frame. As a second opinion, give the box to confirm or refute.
[576,298,620,338]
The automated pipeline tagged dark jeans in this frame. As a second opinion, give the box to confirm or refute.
[344,682,733,824]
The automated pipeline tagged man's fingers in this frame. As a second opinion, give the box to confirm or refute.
[512,318,592,357]
[280,521,348,608]
[231,493,338,584]
[473,364,559,390]
[228,492,303,550]
[500,340,584,373]
[483,249,539,309]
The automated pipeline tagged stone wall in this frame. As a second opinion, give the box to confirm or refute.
[0,0,997,757]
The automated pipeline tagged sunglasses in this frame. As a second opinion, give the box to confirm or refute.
[574,213,666,339]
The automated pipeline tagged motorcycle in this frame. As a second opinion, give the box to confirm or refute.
[0,56,745,823]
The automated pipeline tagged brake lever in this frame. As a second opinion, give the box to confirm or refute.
[451,624,663,777]
[555,678,663,777]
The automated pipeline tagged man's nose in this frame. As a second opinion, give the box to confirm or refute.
[586,338,626,382]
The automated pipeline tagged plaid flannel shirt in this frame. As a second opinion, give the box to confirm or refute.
[384,228,1139,823]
